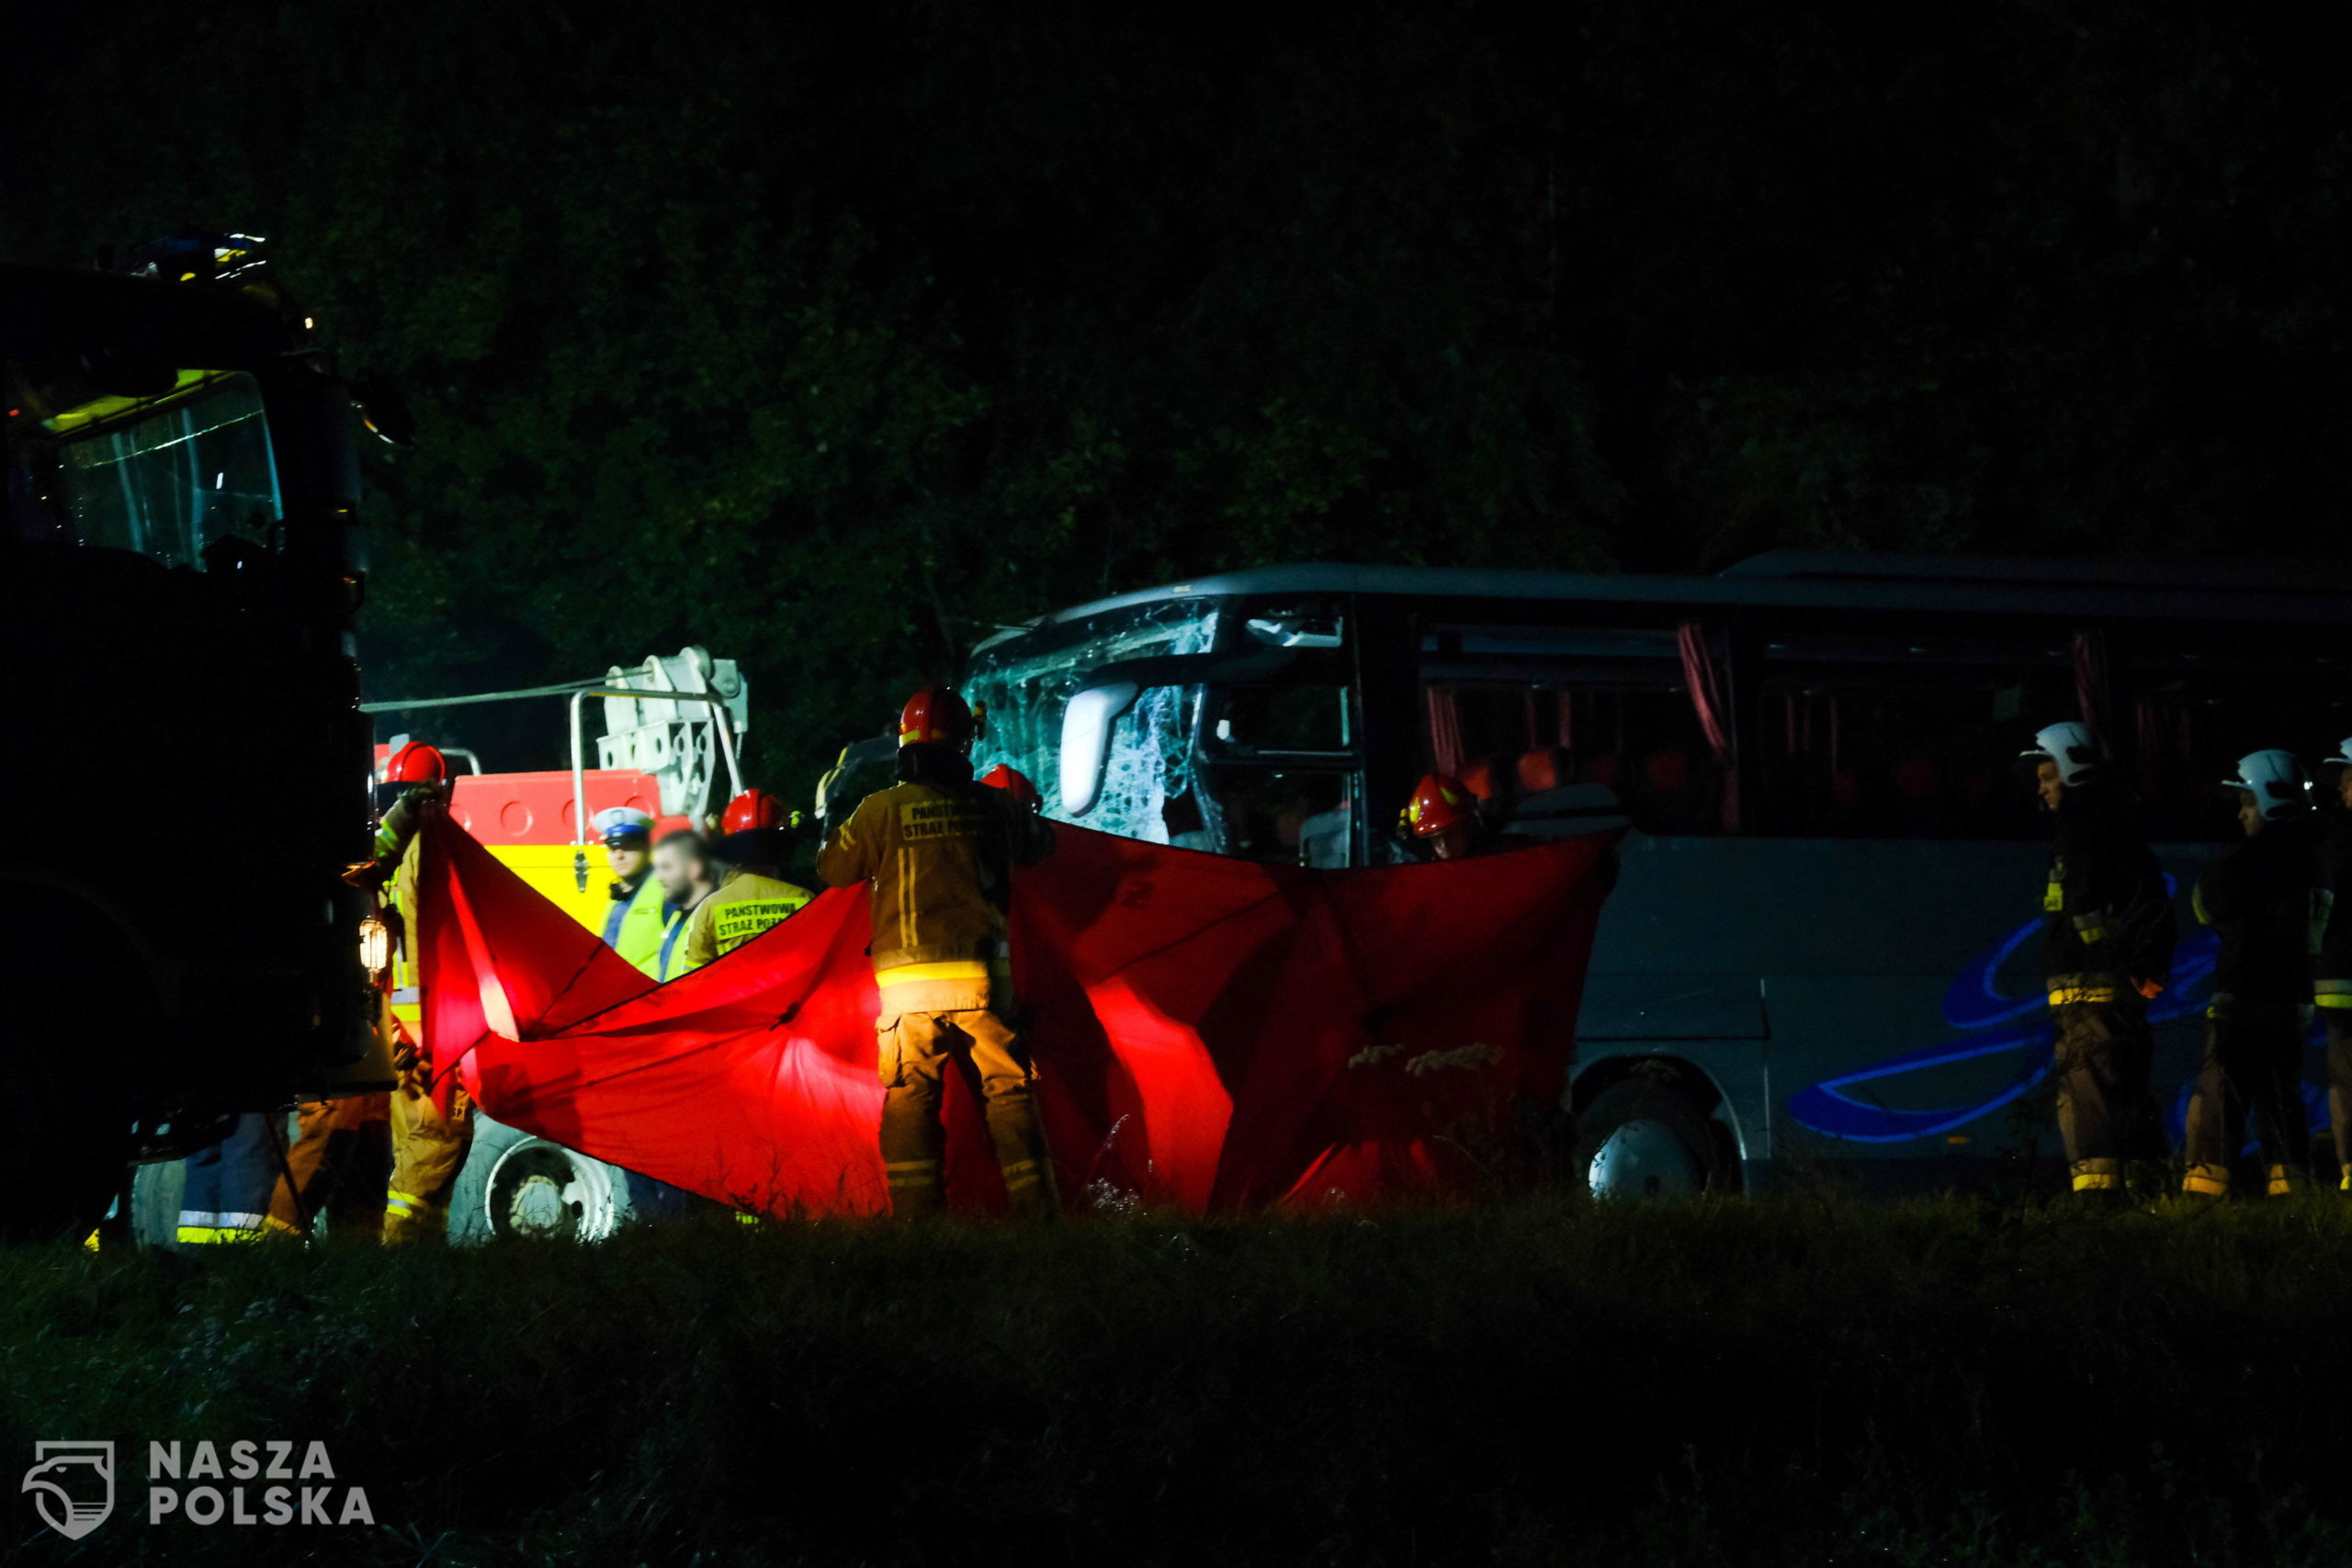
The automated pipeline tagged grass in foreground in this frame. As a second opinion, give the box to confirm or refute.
[6,1192,2352,1565]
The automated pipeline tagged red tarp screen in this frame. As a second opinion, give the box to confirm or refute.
[417,813,1612,1215]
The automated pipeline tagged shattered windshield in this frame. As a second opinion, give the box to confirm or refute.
[967,597,1218,842]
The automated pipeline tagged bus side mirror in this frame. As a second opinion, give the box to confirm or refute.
[1059,682,1140,817]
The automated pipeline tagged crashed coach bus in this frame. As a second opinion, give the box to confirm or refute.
[0,242,385,1237]
[842,557,2352,1197]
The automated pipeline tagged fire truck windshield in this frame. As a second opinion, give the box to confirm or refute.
[37,371,282,569]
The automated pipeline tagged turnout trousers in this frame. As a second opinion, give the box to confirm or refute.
[386,1055,473,1242]
[2050,997,2160,1195]
[2326,1010,2352,1190]
[876,1008,1056,1217]
[2183,1003,2312,1198]
[267,1095,391,1237]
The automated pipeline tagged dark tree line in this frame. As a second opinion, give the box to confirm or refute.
[6,0,2350,792]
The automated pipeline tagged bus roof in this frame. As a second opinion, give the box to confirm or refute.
[971,554,2352,655]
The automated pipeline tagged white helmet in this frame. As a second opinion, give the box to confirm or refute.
[2220,750,2312,819]
[2021,722,2105,787]
[2319,737,2352,773]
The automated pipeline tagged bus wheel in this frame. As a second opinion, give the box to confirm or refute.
[1576,1077,1721,1200]
[129,1160,184,1248]
[0,1024,126,1242]
[450,1114,630,1243]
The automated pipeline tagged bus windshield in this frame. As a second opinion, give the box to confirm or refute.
[967,597,1219,844]
[24,371,281,569]
[967,593,1366,863]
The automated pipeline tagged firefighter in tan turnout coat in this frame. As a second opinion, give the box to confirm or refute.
[816,686,1057,1216]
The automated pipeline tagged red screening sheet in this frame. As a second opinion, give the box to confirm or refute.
[417,813,1613,1216]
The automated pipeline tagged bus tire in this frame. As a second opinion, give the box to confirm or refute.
[450,1114,640,1243]
[1576,1077,1723,1200]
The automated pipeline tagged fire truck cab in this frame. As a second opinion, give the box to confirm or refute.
[1,240,381,1238]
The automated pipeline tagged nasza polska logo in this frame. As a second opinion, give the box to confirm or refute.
[24,1439,372,1536]
[21,1441,113,1540]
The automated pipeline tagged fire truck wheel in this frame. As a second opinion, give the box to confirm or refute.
[1575,1077,1724,1200]
[0,1025,126,1242]
[451,1114,638,1244]
[129,1158,181,1248]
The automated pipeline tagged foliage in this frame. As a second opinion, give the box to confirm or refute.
[7,1195,2352,1563]
[6,2,2351,793]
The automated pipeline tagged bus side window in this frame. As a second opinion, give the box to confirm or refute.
[1750,637,2070,840]
[2121,638,2352,842]
[1425,681,1722,837]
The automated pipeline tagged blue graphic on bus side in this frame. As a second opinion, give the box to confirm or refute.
[1787,874,2327,1146]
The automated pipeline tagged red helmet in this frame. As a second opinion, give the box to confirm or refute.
[383,742,448,785]
[1403,773,1476,837]
[899,685,979,751]
[980,762,1042,813]
[720,789,788,834]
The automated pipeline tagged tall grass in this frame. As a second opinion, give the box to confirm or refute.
[6,1194,2351,1565]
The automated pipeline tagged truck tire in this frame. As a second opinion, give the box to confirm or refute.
[129,1159,182,1248]
[449,1115,700,1242]
[1576,1077,1724,1200]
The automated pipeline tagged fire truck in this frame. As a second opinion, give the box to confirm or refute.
[0,237,384,1237]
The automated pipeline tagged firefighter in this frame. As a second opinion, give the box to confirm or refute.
[981,762,1043,814]
[370,741,474,1240]
[1401,772,1506,861]
[675,791,813,972]
[260,740,448,1240]
[2020,723,2175,1202]
[650,828,718,981]
[2181,750,2323,1200]
[594,807,665,975]
[817,687,1057,1217]
[1401,771,1566,862]
[2320,739,2352,1190]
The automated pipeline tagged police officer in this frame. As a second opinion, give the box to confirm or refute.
[676,791,814,972]
[2020,723,2175,1202]
[817,687,1057,1217]
[2182,750,2324,1199]
[2319,739,2352,1190]
[592,807,666,976]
